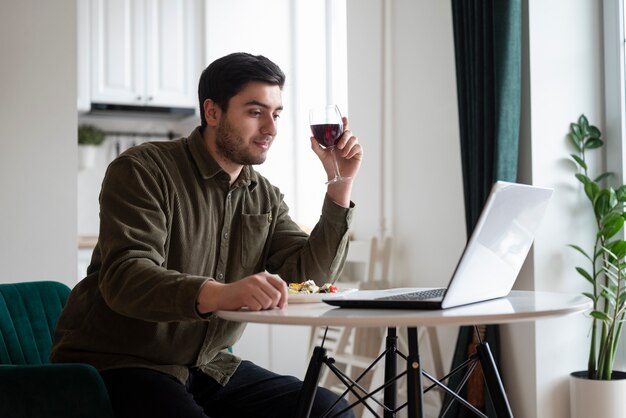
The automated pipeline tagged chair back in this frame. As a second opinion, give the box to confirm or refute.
[0,281,70,365]
[339,236,392,290]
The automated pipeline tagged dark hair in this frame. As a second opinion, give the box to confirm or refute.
[198,52,286,128]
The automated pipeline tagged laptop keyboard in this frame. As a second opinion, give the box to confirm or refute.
[375,288,446,301]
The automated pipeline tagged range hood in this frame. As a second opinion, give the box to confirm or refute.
[89,103,196,119]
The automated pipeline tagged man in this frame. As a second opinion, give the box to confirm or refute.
[52,52,362,418]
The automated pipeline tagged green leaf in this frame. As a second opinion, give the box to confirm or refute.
[568,244,592,261]
[594,189,612,217]
[601,285,618,300]
[571,122,583,138]
[602,210,623,224]
[576,267,595,284]
[585,181,600,201]
[600,213,625,240]
[579,115,589,132]
[601,248,619,266]
[617,185,626,202]
[583,292,597,302]
[571,154,587,170]
[585,138,604,149]
[606,240,626,259]
[575,173,591,186]
[609,187,619,208]
[601,270,618,288]
[569,133,583,152]
[588,125,602,137]
[594,172,613,183]
[591,310,611,322]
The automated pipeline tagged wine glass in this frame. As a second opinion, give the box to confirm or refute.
[309,104,351,184]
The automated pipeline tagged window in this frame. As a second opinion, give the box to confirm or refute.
[604,0,626,183]
[228,0,348,228]
[604,0,626,368]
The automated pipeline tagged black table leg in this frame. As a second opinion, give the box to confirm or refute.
[295,346,327,418]
[384,327,398,418]
[476,342,513,418]
[406,327,424,418]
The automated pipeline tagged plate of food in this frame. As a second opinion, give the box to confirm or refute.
[287,280,358,303]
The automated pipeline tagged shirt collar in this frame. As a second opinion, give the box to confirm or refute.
[188,126,257,191]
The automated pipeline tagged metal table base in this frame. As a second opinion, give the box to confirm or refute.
[295,326,513,418]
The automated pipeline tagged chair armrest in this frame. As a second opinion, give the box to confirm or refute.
[0,363,115,418]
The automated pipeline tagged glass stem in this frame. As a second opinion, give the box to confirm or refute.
[331,147,341,178]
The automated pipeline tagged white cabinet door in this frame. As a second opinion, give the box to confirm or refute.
[90,0,145,105]
[89,0,199,108]
[145,0,199,107]
[77,0,91,112]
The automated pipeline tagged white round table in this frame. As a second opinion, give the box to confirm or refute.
[217,291,590,418]
[217,290,590,328]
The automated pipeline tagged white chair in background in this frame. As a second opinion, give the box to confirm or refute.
[309,236,445,417]
[307,237,382,357]
[308,237,391,416]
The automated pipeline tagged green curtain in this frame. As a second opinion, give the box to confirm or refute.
[442,0,521,416]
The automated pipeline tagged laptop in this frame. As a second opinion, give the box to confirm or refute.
[324,181,553,310]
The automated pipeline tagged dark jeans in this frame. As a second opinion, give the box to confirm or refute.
[100,361,355,418]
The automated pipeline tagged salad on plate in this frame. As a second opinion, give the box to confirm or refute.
[288,280,337,295]
[287,280,355,303]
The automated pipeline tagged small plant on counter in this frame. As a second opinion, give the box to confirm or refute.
[78,124,106,146]
[568,114,626,380]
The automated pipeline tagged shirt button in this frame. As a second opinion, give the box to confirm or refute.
[227,193,232,199]
[223,232,229,240]
[217,273,224,281]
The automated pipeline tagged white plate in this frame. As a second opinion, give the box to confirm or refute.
[288,288,358,304]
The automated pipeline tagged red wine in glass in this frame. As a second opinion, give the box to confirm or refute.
[309,105,351,184]
[310,123,344,148]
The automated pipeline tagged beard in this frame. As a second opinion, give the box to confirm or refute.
[215,117,269,166]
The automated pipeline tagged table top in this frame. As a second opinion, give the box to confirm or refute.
[216,290,591,328]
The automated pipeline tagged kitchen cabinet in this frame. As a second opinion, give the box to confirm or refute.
[90,0,201,108]
[77,0,91,112]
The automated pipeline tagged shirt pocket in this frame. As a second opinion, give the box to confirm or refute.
[240,212,271,269]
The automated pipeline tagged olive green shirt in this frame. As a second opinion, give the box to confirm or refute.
[51,127,353,385]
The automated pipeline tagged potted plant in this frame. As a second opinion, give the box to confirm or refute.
[567,114,626,418]
[78,124,105,169]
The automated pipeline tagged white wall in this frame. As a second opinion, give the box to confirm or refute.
[0,0,77,287]
[346,0,466,288]
[346,0,466,386]
[503,1,604,417]
[348,1,604,417]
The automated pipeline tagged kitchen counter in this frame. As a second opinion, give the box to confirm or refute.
[78,235,98,249]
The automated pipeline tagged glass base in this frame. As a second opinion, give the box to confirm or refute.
[325,175,352,185]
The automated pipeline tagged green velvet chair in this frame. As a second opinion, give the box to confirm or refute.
[0,281,114,417]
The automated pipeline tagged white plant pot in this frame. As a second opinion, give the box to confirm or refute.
[78,145,98,170]
[570,371,626,418]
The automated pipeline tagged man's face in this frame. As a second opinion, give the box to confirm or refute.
[214,82,283,166]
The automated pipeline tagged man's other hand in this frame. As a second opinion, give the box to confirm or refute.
[196,272,288,313]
